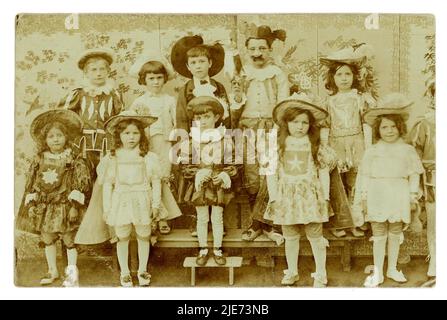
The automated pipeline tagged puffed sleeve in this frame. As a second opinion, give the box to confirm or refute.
[145,152,162,209]
[24,156,40,193]
[111,89,124,116]
[68,155,93,207]
[58,88,81,111]
[317,145,337,201]
[317,144,338,171]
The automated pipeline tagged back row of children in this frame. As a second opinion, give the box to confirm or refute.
[16,23,434,288]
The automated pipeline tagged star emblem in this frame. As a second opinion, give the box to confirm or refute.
[42,168,59,185]
[287,155,305,172]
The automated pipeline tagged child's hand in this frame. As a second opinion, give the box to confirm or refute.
[28,206,37,219]
[152,208,160,219]
[25,193,37,206]
[68,207,79,223]
[212,175,223,186]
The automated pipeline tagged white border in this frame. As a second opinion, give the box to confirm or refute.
[2,0,445,300]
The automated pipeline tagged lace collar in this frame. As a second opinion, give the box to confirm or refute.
[43,148,72,161]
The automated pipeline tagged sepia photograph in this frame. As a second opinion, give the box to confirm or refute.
[13,12,436,289]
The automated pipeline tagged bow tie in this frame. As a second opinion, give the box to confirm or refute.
[200,80,208,85]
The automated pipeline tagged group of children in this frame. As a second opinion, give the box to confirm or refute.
[16,24,435,288]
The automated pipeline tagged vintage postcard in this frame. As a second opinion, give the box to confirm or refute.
[14,13,435,288]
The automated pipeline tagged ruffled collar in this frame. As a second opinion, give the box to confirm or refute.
[43,148,72,161]
[244,63,282,81]
[82,78,115,97]
[190,124,226,144]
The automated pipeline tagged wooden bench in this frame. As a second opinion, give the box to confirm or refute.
[155,228,363,272]
[183,256,243,286]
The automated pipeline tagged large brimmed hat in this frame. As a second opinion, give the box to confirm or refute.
[104,110,158,135]
[186,96,225,120]
[363,93,413,126]
[273,93,328,125]
[78,48,115,70]
[320,44,373,67]
[30,109,83,143]
[170,35,225,78]
[129,50,175,81]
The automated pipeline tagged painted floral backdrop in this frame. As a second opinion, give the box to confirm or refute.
[15,14,434,258]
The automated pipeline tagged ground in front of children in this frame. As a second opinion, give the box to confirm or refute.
[15,249,429,288]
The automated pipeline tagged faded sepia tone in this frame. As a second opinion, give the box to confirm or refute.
[15,13,435,287]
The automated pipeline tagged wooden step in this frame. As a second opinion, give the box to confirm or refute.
[155,228,364,248]
[183,256,243,286]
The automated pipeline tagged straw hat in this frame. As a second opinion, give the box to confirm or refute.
[104,110,158,135]
[77,48,115,70]
[363,93,413,126]
[30,109,83,143]
[273,93,328,125]
[320,44,373,67]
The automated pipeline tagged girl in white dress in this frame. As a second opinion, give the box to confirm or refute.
[100,111,163,287]
[129,53,182,234]
[353,93,424,287]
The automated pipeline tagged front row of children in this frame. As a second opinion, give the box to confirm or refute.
[16,90,425,288]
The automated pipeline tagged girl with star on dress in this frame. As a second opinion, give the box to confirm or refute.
[16,109,92,287]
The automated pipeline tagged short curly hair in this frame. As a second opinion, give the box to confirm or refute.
[138,61,169,86]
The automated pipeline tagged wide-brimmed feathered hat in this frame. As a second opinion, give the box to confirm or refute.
[320,44,373,67]
[170,35,225,78]
[78,48,115,70]
[30,109,83,143]
[273,93,328,125]
[363,93,413,126]
[104,110,158,135]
